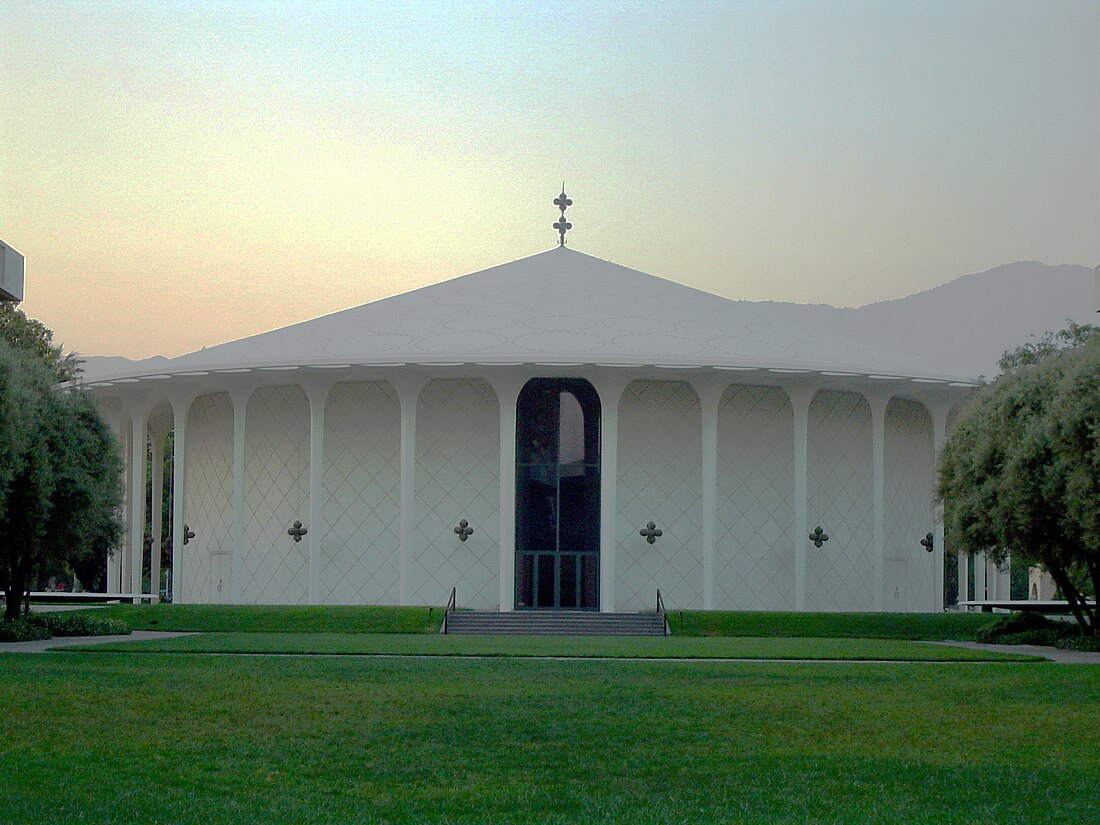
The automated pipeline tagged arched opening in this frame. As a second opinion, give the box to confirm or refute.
[515,378,601,610]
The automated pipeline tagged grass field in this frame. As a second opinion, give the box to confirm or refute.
[78,631,1035,661]
[63,603,442,634]
[67,604,997,640]
[1,652,1096,824]
[670,609,996,639]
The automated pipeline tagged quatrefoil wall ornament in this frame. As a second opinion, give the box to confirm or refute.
[288,520,308,543]
[454,519,474,541]
[640,522,663,544]
[921,532,934,553]
[183,525,196,545]
[809,526,829,548]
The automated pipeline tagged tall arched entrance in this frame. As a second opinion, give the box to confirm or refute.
[515,378,601,610]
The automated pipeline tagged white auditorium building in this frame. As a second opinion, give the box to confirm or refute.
[86,245,979,613]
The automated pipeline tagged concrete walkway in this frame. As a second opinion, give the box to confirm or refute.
[927,640,1100,664]
[0,631,196,653]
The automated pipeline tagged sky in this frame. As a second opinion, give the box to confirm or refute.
[1,1,1097,359]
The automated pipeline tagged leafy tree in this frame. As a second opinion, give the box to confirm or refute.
[0,341,122,619]
[939,325,1100,636]
[0,303,82,383]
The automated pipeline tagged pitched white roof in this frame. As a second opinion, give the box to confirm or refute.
[102,248,974,382]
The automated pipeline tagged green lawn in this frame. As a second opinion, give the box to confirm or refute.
[67,604,998,640]
[77,631,1034,661]
[1,652,1096,823]
[671,609,996,639]
[64,603,442,633]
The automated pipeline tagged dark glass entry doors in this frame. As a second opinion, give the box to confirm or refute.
[516,379,601,610]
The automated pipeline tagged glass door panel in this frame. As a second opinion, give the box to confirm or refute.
[515,379,601,610]
[537,554,555,608]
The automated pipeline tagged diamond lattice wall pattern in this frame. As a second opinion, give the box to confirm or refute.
[243,386,310,604]
[806,391,873,612]
[410,380,500,608]
[183,393,233,604]
[616,380,702,611]
[884,398,935,612]
[715,385,795,610]
[320,382,401,605]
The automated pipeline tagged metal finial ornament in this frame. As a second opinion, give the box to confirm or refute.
[553,184,573,247]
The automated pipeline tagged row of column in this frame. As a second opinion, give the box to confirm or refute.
[957,551,1013,606]
[110,376,952,612]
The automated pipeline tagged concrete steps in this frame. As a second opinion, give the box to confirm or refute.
[443,610,669,636]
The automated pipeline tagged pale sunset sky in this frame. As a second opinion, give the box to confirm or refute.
[1,1,1097,359]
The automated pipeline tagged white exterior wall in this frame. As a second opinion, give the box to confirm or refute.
[409,379,500,608]
[615,380,702,612]
[320,382,402,604]
[715,386,795,610]
[806,391,874,611]
[884,398,935,612]
[183,393,233,604]
[242,386,310,604]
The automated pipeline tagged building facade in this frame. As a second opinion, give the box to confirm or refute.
[88,249,975,612]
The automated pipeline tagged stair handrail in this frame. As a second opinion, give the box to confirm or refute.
[440,586,457,635]
[656,589,671,636]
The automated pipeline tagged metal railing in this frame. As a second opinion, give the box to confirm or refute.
[656,589,671,636]
[440,586,457,634]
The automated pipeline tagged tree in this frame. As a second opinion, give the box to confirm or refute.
[0,341,122,620]
[0,303,82,383]
[938,324,1100,636]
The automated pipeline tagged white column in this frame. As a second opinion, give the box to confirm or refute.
[975,551,988,601]
[995,552,1011,601]
[869,394,889,613]
[491,376,524,612]
[695,381,724,611]
[107,409,126,594]
[169,394,192,604]
[149,429,164,604]
[958,552,969,609]
[305,382,332,605]
[931,404,950,613]
[118,417,133,593]
[395,378,425,606]
[129,405,148,597]
[229,388,251,604]
[594,376,628,613]
[788,386,815,612]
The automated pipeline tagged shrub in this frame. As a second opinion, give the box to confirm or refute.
[977,612,1053,642]
[41,613,131,637]
[977,612,1080,646]
[990,628,1072,646]
[1055,634,1100,652]
[0,617,52,642]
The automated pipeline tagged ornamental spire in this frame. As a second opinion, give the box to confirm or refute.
[553,184,573,247]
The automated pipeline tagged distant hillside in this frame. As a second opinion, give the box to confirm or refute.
[843,262,1096,379]
[76,261,1096,383]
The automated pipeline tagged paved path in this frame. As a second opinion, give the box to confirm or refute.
[927,640,1100,664]
[3,634,1097,663]
[0,631,196,653]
